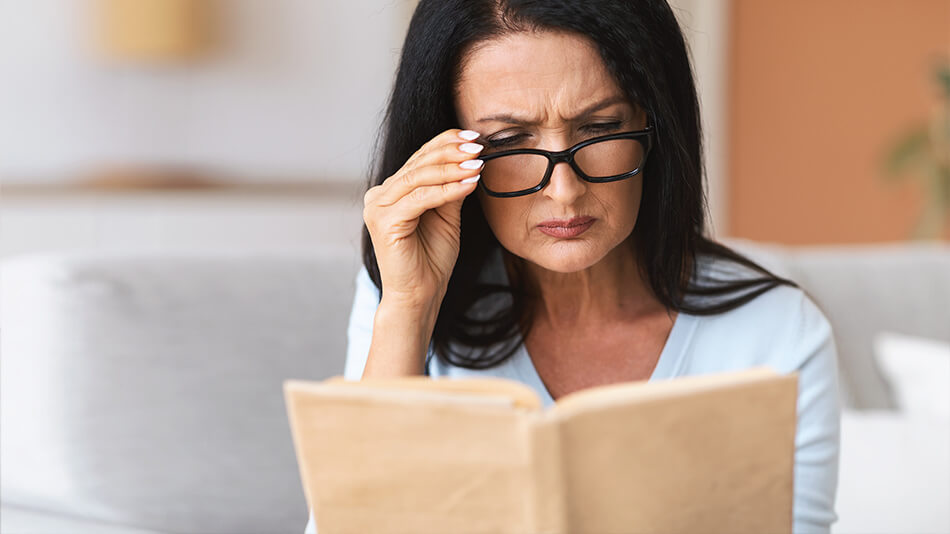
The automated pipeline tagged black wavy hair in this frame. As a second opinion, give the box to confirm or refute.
[360,0,799,370]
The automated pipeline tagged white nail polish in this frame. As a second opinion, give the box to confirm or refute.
[461,175,480,184]
[458,130,480,141]
[459,142,484,154]
[459,159,483,170]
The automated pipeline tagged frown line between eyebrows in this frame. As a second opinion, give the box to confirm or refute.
[475,94,630,126]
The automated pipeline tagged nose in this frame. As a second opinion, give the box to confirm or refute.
[541,158,587,205]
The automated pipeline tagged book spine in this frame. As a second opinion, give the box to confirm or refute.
[523,416,569,534]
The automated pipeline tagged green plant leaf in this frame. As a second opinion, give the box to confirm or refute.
[937,63,950,98]
[883,127,929,179]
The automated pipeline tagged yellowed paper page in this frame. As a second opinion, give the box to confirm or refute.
[285,381,539,534]
[322,375,543,411]
[551,369,797,534]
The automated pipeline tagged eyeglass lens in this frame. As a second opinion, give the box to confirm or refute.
[481,137,645,195]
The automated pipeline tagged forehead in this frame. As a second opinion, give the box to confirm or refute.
[455,31,627,119]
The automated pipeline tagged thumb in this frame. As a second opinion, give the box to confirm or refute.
[433,195,467,230]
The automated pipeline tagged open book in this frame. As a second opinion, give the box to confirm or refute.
[284,366,798,534]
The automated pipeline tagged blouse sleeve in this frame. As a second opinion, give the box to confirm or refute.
[342,264,437,378]
[342,265,381,381]
[304,511,316,534]
[789,291,842,533]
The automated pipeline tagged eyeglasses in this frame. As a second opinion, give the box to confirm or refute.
[476,120,655,198]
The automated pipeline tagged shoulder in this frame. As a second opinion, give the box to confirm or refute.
[696,280,827,335]
[685,255,834,375]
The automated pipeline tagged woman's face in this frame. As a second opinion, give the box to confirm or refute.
[455,30,648,274]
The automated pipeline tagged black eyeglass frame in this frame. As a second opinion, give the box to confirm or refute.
[476,118,655,198]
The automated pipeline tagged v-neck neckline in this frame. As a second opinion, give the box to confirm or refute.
[483,246,699,406]
[515,310,694,406]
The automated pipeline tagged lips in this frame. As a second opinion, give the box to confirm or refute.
[537,216,596,238]
[537,216,596,228]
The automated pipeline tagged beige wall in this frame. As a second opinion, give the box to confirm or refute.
[728,0,949,244]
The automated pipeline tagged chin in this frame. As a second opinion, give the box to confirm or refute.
[525,240,607,273]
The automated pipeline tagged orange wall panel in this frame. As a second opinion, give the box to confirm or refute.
[728,0,949,244]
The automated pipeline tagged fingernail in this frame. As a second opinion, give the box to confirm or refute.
[458,130,480,141]
[459,142,484,154]
[459,159,483,170]
[461,175,480,184]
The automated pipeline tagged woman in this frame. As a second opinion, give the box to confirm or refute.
[308,0,840,532]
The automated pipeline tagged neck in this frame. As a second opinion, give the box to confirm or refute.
[504,234,661,331]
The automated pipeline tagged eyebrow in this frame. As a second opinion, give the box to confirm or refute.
[475,95,630,125]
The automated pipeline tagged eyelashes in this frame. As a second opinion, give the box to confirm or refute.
[486,121,624,148]
[485,136,523,148]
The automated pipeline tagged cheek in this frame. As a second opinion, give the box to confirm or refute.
[478,194,530,243]
[611,177,644,227]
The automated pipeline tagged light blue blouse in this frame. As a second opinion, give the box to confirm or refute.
[306,248,841,533]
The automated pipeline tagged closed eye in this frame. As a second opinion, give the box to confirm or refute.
[486,134,526,148]
[582,121,622,134]
[485,121,624,149]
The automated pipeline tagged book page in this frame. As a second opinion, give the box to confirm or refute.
[551,369,798,534]
[549,366,780,416]
[322,374,544,411]
[285,379,541,534]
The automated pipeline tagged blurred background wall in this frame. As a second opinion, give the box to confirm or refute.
[0,0,946,255]
[0,0,412,185]
[728,0,949,244]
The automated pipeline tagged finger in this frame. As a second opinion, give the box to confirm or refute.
[385,176,480,225]
[405,128,482,168]
[377,151,484,206]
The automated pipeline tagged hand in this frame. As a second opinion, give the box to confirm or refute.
[363,129,484,311]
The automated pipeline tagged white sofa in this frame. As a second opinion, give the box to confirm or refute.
[1,239,948,534]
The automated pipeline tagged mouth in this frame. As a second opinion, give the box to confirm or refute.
[537,216,596,228]
[537,216,596,238]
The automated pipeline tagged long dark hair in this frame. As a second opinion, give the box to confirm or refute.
[361,0,799,370]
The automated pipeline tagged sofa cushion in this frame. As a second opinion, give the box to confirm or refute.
[0,503,167,534]
[724,238,950,410]
[835,409,950,534]
[873,331,950,418]
[0,249,358,534]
